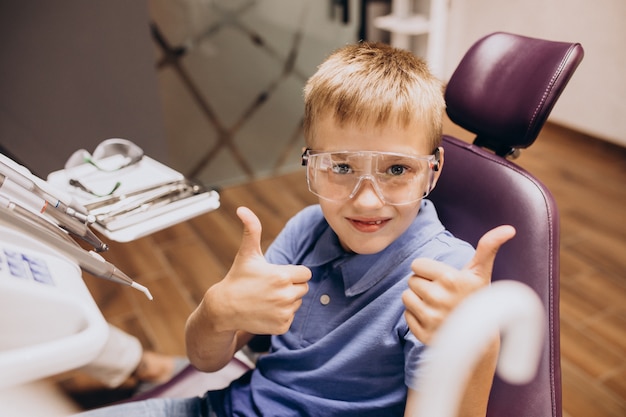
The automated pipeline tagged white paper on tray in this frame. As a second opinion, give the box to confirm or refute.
[47,155,185,204]
[47,156,219,242]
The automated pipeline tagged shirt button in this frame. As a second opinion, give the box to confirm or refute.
[320,294,331,305]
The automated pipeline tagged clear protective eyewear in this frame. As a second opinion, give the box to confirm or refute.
[301,148,440,205]
[65,138,144,172]
[64,138,144,197]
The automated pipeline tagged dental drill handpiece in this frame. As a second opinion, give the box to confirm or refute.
[0,172,108,252]
[0,153,94,223]
[84,250,153,300]
[0,204,153,300]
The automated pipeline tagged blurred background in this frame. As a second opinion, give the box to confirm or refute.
[0,1,623,416]
[1,0,624,187]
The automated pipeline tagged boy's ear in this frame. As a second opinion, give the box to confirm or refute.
[430,146,444,189]
[432,147,442,171]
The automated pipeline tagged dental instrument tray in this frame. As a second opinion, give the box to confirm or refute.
[47,155,220,242]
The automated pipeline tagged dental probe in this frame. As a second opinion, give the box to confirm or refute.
[0,205,153,300]
[85,250,153,300]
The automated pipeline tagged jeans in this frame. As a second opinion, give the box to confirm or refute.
[72,393,217,417]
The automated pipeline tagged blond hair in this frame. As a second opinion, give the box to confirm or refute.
[303,41,444,151]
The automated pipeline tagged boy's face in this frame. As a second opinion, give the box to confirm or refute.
[310,114,441,255]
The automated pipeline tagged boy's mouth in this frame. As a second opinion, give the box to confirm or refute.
[348,217,391,232]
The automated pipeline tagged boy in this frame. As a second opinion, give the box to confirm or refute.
[78,41,514,417]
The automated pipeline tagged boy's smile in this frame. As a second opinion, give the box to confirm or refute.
[348,216,391,233]
[311,114,442,254]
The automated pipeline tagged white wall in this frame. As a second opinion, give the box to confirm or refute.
[443,0,626,147]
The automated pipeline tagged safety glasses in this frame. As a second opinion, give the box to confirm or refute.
[65,138,143,196]
[65,138,144,173]
[301,148,440,205]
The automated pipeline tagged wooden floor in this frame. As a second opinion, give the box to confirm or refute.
[75,120,625,416]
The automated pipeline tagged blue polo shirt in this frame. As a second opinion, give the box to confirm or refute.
[212,200,474,417]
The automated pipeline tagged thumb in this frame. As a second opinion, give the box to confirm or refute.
[235,206,264,259]
[464,225,516,279]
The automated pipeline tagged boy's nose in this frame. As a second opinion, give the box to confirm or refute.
[350,177,386,207]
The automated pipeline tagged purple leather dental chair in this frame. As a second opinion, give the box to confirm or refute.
[429,32,583,417]
[131,32,584,417]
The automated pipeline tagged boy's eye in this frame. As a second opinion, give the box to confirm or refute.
[331,163,352,175]
[386,164,409,176]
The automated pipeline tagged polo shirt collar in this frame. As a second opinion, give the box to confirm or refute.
[304,200,445,297]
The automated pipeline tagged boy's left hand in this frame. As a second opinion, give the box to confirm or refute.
[402,225,516,344]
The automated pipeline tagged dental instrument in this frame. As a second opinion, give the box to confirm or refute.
[96,181,204,231]
[0,153,93,223]
[88,180,192,218]
[0,173,108,252]
[0,196,75,244]
[82,179,190,211]
[0,205,153,300]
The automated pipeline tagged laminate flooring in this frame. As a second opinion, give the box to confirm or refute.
[68,120,626,416]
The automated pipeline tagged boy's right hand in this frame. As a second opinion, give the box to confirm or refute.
[207,206,312,335]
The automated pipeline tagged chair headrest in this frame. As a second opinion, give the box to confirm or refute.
[445,32,584,156]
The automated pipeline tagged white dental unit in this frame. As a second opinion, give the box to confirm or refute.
[0,146,219,416]
[0,217,107,416]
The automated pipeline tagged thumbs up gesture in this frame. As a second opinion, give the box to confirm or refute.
[209,207,312,336]
[402,226,516,344]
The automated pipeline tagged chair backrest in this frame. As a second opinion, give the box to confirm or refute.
[429,32,583,417]
[445,32,584,157]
